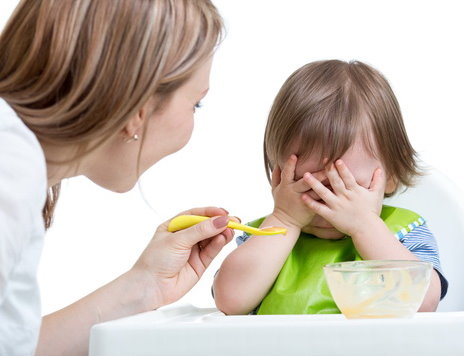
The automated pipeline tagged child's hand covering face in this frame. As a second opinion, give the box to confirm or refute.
[301,160,386,239]
[291,139,392,239]
[271,155,318,229]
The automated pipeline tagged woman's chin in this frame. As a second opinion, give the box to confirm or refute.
[90,177,137,193]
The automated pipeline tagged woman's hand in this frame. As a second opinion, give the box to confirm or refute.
[301,160,385,237]
[271,155,317,229]
[37,207,234,356]
[133,206,234,309]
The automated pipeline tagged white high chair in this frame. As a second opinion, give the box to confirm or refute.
[385,167,464,312]
[89,167,464,356]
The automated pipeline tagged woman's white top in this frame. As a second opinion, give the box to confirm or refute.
[0,99,47,355]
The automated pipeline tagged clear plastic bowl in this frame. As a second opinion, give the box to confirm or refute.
[324,260,432,319]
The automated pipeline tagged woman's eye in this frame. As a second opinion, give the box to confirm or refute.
[193,101,203,112]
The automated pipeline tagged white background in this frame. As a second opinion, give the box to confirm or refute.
[1,0,463,315]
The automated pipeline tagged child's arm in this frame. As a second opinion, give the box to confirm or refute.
[213,156,315,315]
[344,216,441,311]
[301,160,441,311]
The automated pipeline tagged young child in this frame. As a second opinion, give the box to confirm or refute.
[213,60,448,315]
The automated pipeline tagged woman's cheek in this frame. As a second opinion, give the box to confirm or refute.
[172,113,194,150]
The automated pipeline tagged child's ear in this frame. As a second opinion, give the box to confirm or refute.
[385,176,397,195]
[271,164,282,188]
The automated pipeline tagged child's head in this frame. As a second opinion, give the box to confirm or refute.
[265,59,420,194]
[264,60,421,238]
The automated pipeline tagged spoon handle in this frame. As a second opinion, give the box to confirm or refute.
[168,215,285,236]
[227,220,261,235]
[167,215,209,232]
[168,215,248,232]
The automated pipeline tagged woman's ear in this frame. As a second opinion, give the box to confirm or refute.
[121,103,149,139]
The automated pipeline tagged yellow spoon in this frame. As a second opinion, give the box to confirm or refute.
[168,215,287,236]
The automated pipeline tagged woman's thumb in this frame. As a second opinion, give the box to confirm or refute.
[179,216,229,246]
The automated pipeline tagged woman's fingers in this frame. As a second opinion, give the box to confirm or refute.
[199,234,226,264]
[188,227,234,278]
[160,213,231,250]
[179,215,230,247]
[160,207,238,252]
[197,229,234,268]
[334,160,357,189]
[159,206,230,230]
[180,206,229,218]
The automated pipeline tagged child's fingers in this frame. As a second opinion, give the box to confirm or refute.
[303,172,336,206]
[369,168,386,192]
[294,170,327,193]
[325,163,346,194]
[294,176,313,192]
[311,170,327,183]
[301,193,331,218]
[271,165,282,189]
[281,155,297,183]
[335,160,357,189]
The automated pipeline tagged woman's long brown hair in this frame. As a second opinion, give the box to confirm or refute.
[0,0,223,228]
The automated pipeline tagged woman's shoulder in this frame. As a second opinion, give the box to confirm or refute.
[0,99,47,211]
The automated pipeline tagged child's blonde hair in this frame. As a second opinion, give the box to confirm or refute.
[264,60,420,195]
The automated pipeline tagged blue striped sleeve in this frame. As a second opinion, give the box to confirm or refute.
[399,223,442,273]
[236,232,251,246]
[399,223,448,299]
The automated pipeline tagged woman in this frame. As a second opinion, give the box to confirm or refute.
[0,0,232,355]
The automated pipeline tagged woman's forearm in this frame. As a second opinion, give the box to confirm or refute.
[36,269,158,356]
[351,217,440,312]
[213,215,300,315]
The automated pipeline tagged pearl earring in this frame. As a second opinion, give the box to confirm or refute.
[126,134,139,143]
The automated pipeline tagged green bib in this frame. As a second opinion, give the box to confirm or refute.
[248,205,424,315]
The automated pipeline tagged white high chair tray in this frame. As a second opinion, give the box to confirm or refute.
[89,304,464,356]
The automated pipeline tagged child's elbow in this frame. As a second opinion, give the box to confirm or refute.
[418,297,439,312]
[418,271,441,312]
[214,296,242,315]
[213,281,251,315]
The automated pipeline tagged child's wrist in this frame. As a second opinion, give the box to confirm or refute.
[270,209,303,231]
[349,213,385,241]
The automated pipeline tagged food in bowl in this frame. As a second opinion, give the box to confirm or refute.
[323,260,432,319]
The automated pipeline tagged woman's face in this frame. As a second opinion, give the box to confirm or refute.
[292,139,392,239]
[140,57,213,171]
[86,58,213,192]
